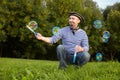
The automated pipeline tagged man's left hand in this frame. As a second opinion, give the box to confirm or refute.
[75,45,84,53]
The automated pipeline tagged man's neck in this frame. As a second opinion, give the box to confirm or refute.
[70,26,79,30]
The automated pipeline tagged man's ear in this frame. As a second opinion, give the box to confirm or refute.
[78,19,81,24]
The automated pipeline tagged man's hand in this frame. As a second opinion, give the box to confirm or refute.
[75,45,84,53]
[35,33,51,43]
[35,33,43,40]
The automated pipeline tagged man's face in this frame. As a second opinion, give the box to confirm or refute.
[68,15,80,28]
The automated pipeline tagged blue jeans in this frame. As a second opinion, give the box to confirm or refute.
[57,45,90,68]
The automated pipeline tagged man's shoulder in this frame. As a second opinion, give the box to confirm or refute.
[79,28,85,32]
[62,26,69,29]
[79,29,87,34]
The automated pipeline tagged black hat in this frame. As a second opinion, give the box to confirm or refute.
[69,12,84,23]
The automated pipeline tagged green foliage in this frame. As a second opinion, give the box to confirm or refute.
[107,10,120,59]
[0,0,119,61]
[103,2,120,60]
[0,58,120,80]
[0,0,51,58]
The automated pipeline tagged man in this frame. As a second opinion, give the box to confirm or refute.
[35,12,90,69]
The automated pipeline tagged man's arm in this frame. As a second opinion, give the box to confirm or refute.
[35,28,62,44]
[81,32,89,52]
[35,33,51,43]
[76,31,89,52]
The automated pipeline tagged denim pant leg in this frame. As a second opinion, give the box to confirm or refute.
[76,52,90,66]
[66,54,74,65]
[56,45,67,69]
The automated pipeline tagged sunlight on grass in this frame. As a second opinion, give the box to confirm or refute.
[0,58,120,80]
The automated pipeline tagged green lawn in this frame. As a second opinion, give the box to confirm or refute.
[0,58,120,80]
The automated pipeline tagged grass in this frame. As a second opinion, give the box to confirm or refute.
[0,58,120,80]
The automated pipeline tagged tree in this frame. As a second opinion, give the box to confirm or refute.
[103,2,120,61]
[0,0,104,61]
[107,10,120,61]
[0,0,50,59]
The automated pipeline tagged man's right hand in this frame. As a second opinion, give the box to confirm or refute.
[35,33,51,43]
[35,33,43,40]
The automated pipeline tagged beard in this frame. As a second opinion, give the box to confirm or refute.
[69,22,74,27]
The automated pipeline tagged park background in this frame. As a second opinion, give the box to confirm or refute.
[0,0,120,61]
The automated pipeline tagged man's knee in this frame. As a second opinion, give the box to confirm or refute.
[83,52,90,62]
[56,45,67,60]
[57,45,64,51]
[77,52,90,66]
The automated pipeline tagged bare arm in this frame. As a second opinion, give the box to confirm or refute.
[35,33,51,43]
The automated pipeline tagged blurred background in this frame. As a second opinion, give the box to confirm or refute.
[0,0,120,61]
